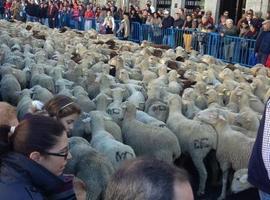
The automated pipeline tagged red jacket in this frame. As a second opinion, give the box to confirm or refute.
[4,2,12,10]
[84,10,94,19]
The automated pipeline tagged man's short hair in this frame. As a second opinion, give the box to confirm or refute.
[104,157,191,200]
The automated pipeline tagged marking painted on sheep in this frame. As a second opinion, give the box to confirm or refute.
[152,105,167,111]
[115,151,134,162]
[193,138,210,149]
[107,108,121,115]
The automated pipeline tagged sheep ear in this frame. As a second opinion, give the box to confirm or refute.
[218,112,226,121]
[82,117,91,123]
[14,91,22,96]
[239,174,248,183]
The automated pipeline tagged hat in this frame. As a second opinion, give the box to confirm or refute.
[262,20,270,25]
[164,10,169,15]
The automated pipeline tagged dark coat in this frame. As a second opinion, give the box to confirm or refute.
[0,152,76,200]
[162,16,174,29]
[173,18,184,29]
[25,2,36,17]
[255,30,270,54]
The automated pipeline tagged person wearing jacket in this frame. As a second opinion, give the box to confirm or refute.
[47,0,58,28]
[117,12,130,40]
[255,20,270,66]
[248,98,270,200]
[161,10,174,45]
[84,4,95,30]
[220,18,238,62]
[0,115,76,199]
[103,10,115,34]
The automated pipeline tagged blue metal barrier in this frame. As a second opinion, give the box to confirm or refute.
[130,22,141,42]
[38,14,257,67]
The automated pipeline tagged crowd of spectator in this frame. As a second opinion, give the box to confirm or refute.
[1,0,270,63]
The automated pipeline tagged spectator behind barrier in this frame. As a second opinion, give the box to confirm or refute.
[255,20,270,65]
[104,158,194,200]
[103,10,115,34]
[221,19,238,62]
[0,115,75,199]
[117,12,130,40]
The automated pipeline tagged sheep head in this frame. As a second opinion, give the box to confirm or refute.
[231,169,252,194]
[196,108,227,126]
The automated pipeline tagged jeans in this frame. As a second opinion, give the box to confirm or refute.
[259,190,270,200]
[84,19,92,30]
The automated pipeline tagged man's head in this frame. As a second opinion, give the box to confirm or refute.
[164,10,169,18]
[225,19,234,28]
[262,20,270,31]
[104,158,194,200]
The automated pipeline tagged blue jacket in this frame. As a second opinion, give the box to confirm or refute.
[255,30,270,54]
[248,102,270,194]
[0,153,76,200]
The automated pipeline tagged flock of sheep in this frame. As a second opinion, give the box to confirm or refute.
[0,19,269,200]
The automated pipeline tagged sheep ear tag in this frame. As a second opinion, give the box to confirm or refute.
[239,174,248,183]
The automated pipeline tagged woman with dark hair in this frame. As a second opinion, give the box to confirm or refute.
[0,115,75,199]
[43,95,81,136]
[105,158,194,200]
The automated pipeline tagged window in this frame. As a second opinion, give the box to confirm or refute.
[157,0,171,9]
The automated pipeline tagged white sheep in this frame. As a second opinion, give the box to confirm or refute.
[31,85,53,104]
[196,108,255,200]
[166,95,216,196]
[231,169,254,194]
[89,111,136,169]
[122,102,181,164]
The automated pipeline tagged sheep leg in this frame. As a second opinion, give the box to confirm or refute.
[191,155,207,196]
[218,166,229,200]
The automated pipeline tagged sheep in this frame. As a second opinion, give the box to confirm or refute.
[136,110,166,127]
[1,64,27,89]
[118,69,143,86]
[182,88,201,119]
[73,86,96,113]
[16,89,34,121]
[107,87,125,124]
[144,98,168,122]
[79,70,100,99]
[0,74,21,105]
[121,102,181,164]
[235,88,261,120]
[205,88,224,108]
[231,169,253,194]
[196,108,255,200]
[126,84,145,111]
[30,65,55,94]
[192,81,208,110]
[166,95,217,196]
[65,137,115,200]
[89,111,136,169]
[167,70,182,94]
[251,77,269,103]
[55,79,74,98]
[31,85,53,104]
[234,111,259,138]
